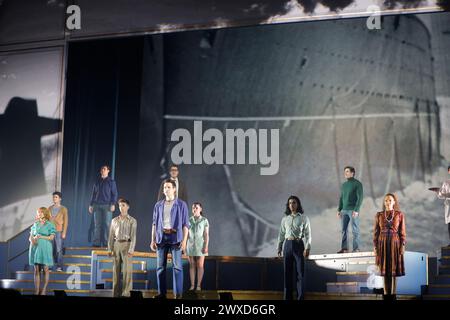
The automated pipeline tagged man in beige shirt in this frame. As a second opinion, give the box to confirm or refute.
[108,198,137,297]
[49,191,68,272]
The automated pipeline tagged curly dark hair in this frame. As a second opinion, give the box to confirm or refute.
[284,195,304,215]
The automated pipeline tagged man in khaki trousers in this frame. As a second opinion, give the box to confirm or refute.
[108,198,137,297]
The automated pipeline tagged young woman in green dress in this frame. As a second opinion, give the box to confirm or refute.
[29,207,56,295]
[186,202,209,291]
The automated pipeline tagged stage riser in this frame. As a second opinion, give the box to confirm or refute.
[439,268,450,275]
[89,290,278,300]
[65,249,99,256]
[326,283,372,294]
[0,281,90,290]
[98,257,151,263]
[99,262,147,271]
[63,265,91,272]
[346,265,374,272]
[64,257,92,264]
[434,276,450,284]
[337,274,370,282]
[101,272,148,281]
[428,287,450,295]
[103,282,148,290]
[19,290,90,297]
[327,285,358,293]
[15,273,91,282]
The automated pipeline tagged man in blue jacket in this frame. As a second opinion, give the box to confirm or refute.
[89,165,118,247]
[151,179,189,299]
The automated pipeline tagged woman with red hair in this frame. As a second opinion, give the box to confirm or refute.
[29,207,56,295]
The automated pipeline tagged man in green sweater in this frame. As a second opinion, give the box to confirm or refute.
[336,166,363,253]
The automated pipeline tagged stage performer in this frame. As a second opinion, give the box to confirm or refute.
[157,164,188,202]
[89,165,118,247]
[436,166,450,246]
[150,179,189,299]
[107,198,137,297]
[29,207,56,295]
[337,166,363,253]
[49,191,68,272]
[277,195,311,300]
[373,193,406,300]
[186,202,209,291]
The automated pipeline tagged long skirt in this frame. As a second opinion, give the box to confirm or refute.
[375,231,405,277]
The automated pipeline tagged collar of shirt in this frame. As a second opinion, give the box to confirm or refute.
[158,198,178,207]
[191,215,204,222]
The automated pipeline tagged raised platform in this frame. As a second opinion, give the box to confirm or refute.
[306,250,428,295]
[0,247,432,299]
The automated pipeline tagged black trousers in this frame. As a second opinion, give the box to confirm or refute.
[448,223,450,241]
[283,239,305,300]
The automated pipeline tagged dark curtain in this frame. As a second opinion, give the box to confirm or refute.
[62,38,144,247]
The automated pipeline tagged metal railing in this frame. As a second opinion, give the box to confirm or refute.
[2,225,32,278]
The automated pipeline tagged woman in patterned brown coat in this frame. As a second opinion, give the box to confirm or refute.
[373,193,406,299]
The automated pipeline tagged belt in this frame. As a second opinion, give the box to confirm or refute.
[115,239,131,243]
[286,237,302,241]
[163,228,177,234]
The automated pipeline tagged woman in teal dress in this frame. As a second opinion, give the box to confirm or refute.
[186,202,209,291]
[29,207,56,295]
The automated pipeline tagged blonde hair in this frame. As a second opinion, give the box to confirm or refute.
[37,207,51,221]
[382,193,400,211]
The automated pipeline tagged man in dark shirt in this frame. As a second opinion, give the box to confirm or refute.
[89,165,118,247]
[336,166,363,253]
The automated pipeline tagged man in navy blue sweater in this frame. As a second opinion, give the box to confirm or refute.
[89,165,118,247]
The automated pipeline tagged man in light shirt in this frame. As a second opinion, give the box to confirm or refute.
[107,198,137,298]
[277,195,311,300]
[151,179,189,299]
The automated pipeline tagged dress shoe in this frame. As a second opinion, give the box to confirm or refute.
[337,249,348,254]
[153,294,167,299]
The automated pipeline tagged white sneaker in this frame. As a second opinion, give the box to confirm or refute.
[56,267,63,272]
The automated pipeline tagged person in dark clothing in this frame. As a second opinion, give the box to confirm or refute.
[157,164,188,202]
[89,165,118,247]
